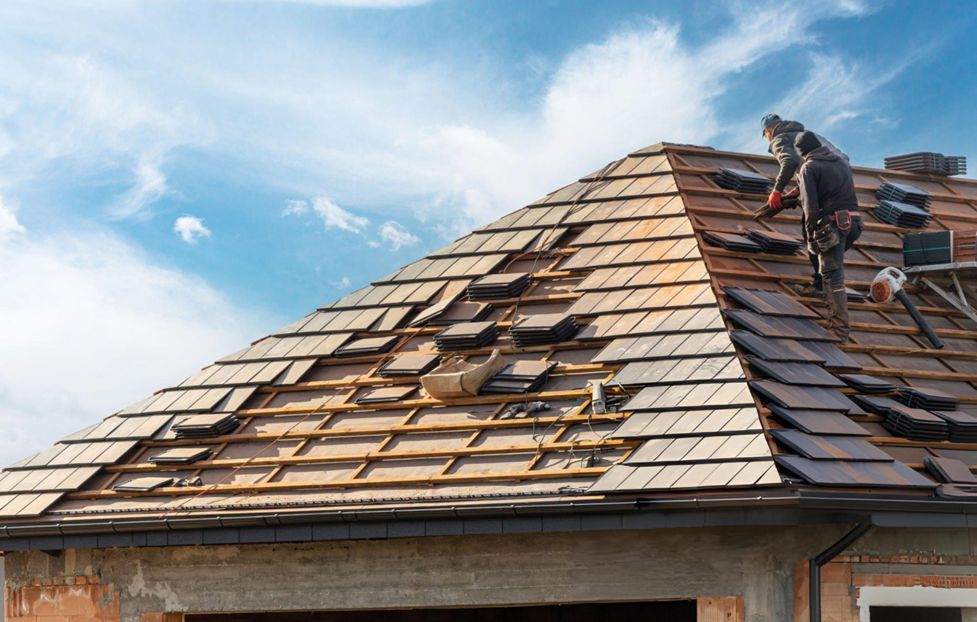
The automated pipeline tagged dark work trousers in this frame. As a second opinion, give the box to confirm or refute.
[801,217,824,290]
[818,218,863,341]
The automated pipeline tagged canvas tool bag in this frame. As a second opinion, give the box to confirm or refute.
[421,349,507,398]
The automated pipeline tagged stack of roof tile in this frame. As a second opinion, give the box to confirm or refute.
[377,353,442,378]
[931,411,977,443]
[467,273,530,300]
[894,386,959,410]
[873,200,934,229]
[510,314,578,347]
[885,152,967,176]
[434,321,499,352]
[877,182,933,210]
[336,335,400,358]
[481,360,556,394]
[703,231,763,253]
[113,476,175,493]
[148,447,213,465]
[884,404,950,442]
[745,230,802,255]
[839,374,897,394]
[356,386,417,404]
[172,414,240,439]
[715,168,773,194]
[424,302,493,325]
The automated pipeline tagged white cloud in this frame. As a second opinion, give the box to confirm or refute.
[334,276,351,288]
[282,199,309,217]
[311,196,369,234]
[0,52,206,220]
[174,214,212,243]
[377,220,420,250]
[0,194,26,238]
[0,225,273,466]
[384,2,883,232]
[111,156,169,220]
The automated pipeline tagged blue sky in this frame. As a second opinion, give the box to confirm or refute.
[0,0,975,464]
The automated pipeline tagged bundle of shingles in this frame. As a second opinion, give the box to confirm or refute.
[839,374,897,394]
[434,321,499,352]
[149,447,212,465]
[745,230,803,255]
[172,413,240,439]
[703,231,762,253]
[714,168,773,194]
[468,273,531,301]
[874,200,933,229]
[885,152,967,177]
[877,182,933,209]
[852,395,951,442]
[510,314,578,347]
[377,353,442,378]
[931,411,977,443]
[481,360,555,394]
[885,404,950,441]
[894,386,959,410]
[873,182,934,229]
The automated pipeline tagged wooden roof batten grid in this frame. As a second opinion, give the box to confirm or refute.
[3,141,977,531]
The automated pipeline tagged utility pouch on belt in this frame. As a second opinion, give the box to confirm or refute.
[815,221,841,253]
[834,210,853,231]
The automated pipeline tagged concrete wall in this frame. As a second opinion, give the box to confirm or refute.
[5,524,977,622]
[3,524,852,622]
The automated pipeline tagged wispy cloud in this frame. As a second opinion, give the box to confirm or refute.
[377,220,419,250]
[111,156,169,220]
[383,1,885,234]
[311,197,369,233]
[174,214,212,243]
[0,194,26,238]
[281,199,309,217]
[0,53,206,220]
[0,224,272,465]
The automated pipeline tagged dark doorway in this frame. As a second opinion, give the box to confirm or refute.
[871,606,962,622]
[188,600,697,622]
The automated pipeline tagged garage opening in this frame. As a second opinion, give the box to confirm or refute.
[871,606,962,622]
[187,600,698,622]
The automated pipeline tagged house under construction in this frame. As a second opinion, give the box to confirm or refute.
[4,142,977,622]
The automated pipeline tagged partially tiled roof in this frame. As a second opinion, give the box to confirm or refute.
[3,141,977,531]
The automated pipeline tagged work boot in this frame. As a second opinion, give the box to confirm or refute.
[831,327,850,345]
[791,283,823,298]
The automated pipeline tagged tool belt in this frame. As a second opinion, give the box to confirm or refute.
[814,210,860,253]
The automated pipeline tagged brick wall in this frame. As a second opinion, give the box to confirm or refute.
[794,554,977,622]
[4,575,120,621]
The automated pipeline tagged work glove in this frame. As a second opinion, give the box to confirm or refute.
[768,191,783,211]
[786,188,799,196]
[806,239,819,256]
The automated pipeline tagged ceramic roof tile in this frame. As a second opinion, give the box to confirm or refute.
[9,141,977,531]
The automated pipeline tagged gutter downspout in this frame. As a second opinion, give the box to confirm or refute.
[810,522,872,622]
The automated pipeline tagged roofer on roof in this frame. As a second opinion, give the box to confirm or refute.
[761,114,850,298]
[795,130,862,344]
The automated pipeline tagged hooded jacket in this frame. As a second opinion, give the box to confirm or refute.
[767,120,850,193]
[797,146,859,241]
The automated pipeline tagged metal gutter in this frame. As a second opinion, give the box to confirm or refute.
[798,490,977,516]
[0,492,804,549]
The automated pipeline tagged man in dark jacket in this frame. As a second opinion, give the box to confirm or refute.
[761,114,849,297]
[795,131,862,343]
